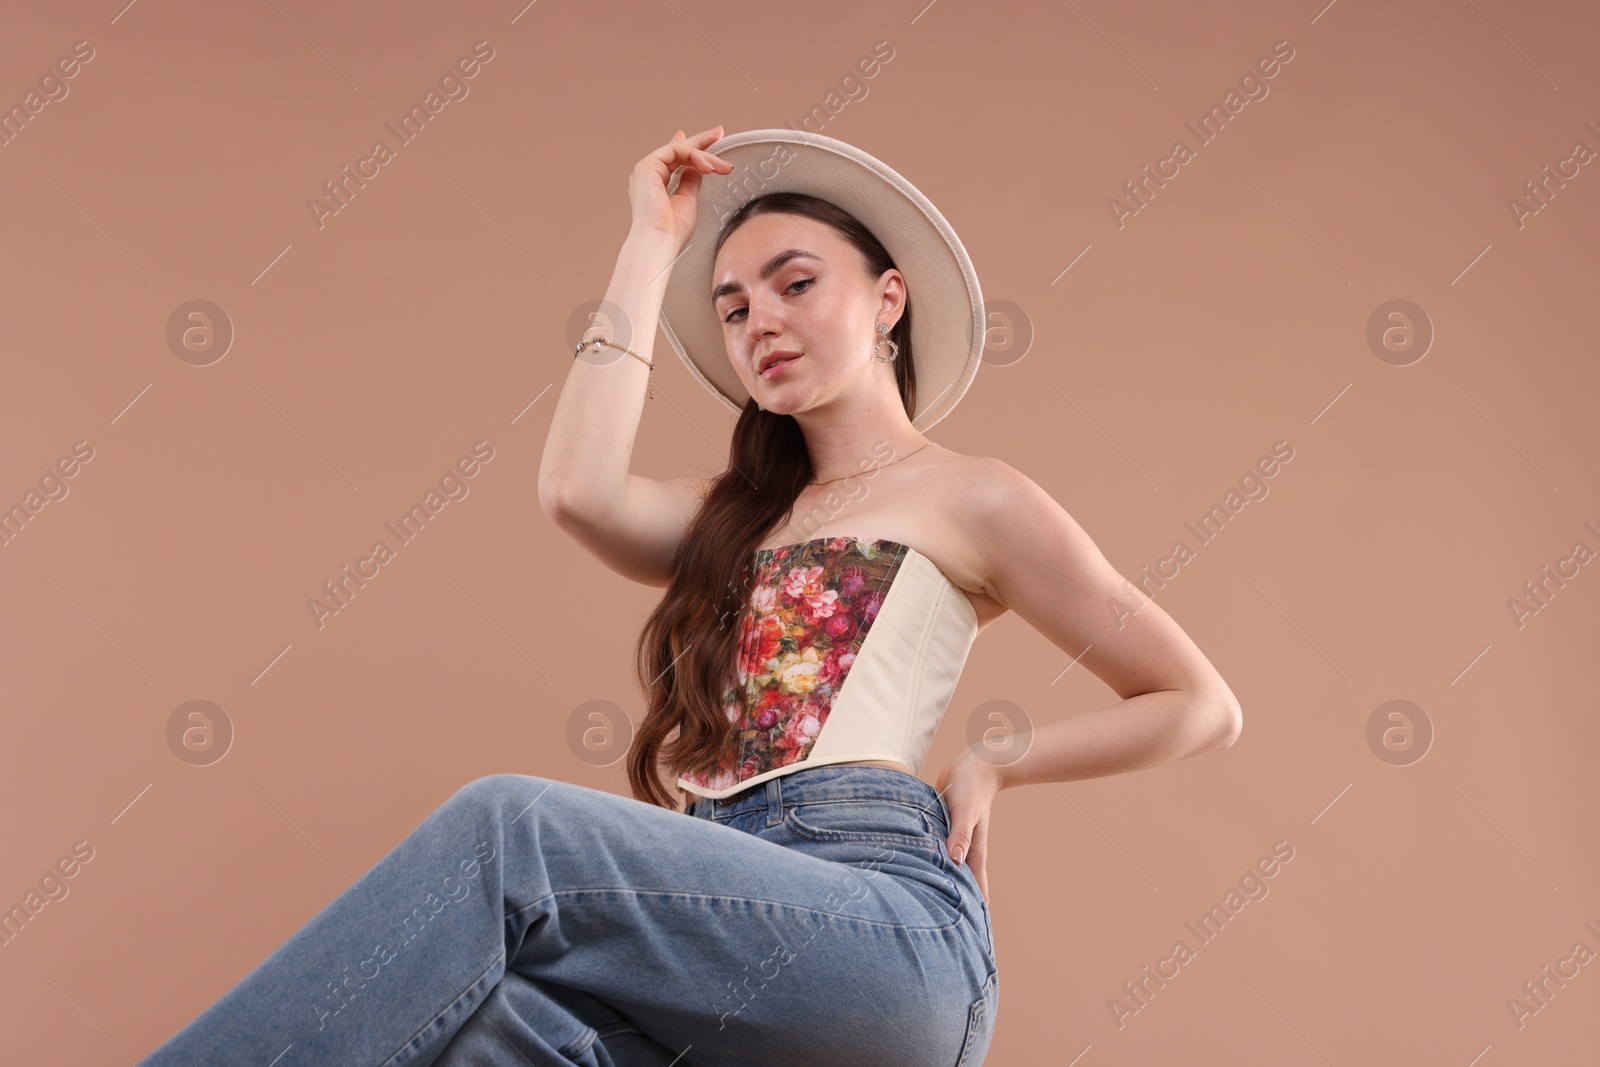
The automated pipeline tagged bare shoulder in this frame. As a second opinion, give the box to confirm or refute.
[940,453,1089,602]
[943,452,1242,733]
[942,453,1050,528]
[950,453,1024,493]
[914,451,1051,611]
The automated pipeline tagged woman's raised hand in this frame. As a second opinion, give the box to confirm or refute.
[628,126,733,256]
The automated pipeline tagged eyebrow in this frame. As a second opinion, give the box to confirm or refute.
[711,248,823,304]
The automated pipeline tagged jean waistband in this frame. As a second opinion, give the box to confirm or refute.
[687,765,950,828]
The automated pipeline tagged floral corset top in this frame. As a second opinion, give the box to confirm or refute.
[677,536,981,799]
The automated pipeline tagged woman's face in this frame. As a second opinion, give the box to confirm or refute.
[711,212,903,416]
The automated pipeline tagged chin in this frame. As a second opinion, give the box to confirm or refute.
[755,395,805,416]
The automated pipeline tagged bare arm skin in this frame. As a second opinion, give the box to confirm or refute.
[538,129,731,587]
[964,457,1243,789]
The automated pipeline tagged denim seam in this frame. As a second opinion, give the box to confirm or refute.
[508,888,965,933]
[780,807,945,860]
[562,1023,599,1059]
[699,768,941,813]
[379,945,506,1067]
[953,969,997,1067]
[781,795,941,817]
[766,777,784,827]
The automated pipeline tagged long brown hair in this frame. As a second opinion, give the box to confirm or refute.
[626,191,919,810]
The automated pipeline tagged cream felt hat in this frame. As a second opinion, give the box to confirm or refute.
[657,129,985,432]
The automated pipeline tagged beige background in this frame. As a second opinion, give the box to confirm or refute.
[2,0,1598,1063]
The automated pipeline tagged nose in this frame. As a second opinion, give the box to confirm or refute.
[740,290,787,342]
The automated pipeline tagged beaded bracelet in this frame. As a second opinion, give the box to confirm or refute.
[573,336,656,399]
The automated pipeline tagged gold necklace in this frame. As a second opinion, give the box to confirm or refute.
[807,442,932,488]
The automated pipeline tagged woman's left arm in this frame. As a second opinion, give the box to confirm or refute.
[938,458,1244,901]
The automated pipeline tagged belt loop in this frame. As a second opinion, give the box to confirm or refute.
[765,776,783,827]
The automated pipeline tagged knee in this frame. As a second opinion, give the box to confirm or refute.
[447,773,557,814]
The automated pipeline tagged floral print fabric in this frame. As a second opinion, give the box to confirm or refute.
[680,537,909,794]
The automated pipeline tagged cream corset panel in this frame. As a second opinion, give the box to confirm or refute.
[676,537,980,800]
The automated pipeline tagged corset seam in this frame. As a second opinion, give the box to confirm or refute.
[899,551,947,757]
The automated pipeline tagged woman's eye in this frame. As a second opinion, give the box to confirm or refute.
[721,278,814,324]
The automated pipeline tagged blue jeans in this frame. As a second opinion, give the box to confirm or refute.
[136,765,999,1066]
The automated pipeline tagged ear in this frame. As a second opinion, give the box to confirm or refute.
[876,269,907,325]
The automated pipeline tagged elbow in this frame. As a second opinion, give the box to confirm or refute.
[539,470,617,528]
[1209,693,1243,749]
[538,476,584,526]
[1181,684,1241,751]
[537,480,567,523]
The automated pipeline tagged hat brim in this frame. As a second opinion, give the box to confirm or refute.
[658,129,983,432]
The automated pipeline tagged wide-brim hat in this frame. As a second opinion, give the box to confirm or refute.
[658,129,984,432]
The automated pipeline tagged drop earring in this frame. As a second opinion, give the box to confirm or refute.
[873,322,898,363]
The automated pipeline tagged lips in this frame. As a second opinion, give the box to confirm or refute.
[757,351,802,378]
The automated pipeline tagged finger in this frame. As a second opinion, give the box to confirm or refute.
[653,137,728,170]
[670,127,719,149]
[684,151,728,175]
[689,127,727,159]
[652,142,706,166]
[673,160,703,199]
[643,143,728,185]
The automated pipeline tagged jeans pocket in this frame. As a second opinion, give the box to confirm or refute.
[953,968,999,1066]
[781,797,942,857]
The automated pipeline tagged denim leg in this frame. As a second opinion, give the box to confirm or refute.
[136,772,991,1067]
[431,970,683,1067]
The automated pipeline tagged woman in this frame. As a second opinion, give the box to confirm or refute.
[137,127,1242,1067]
